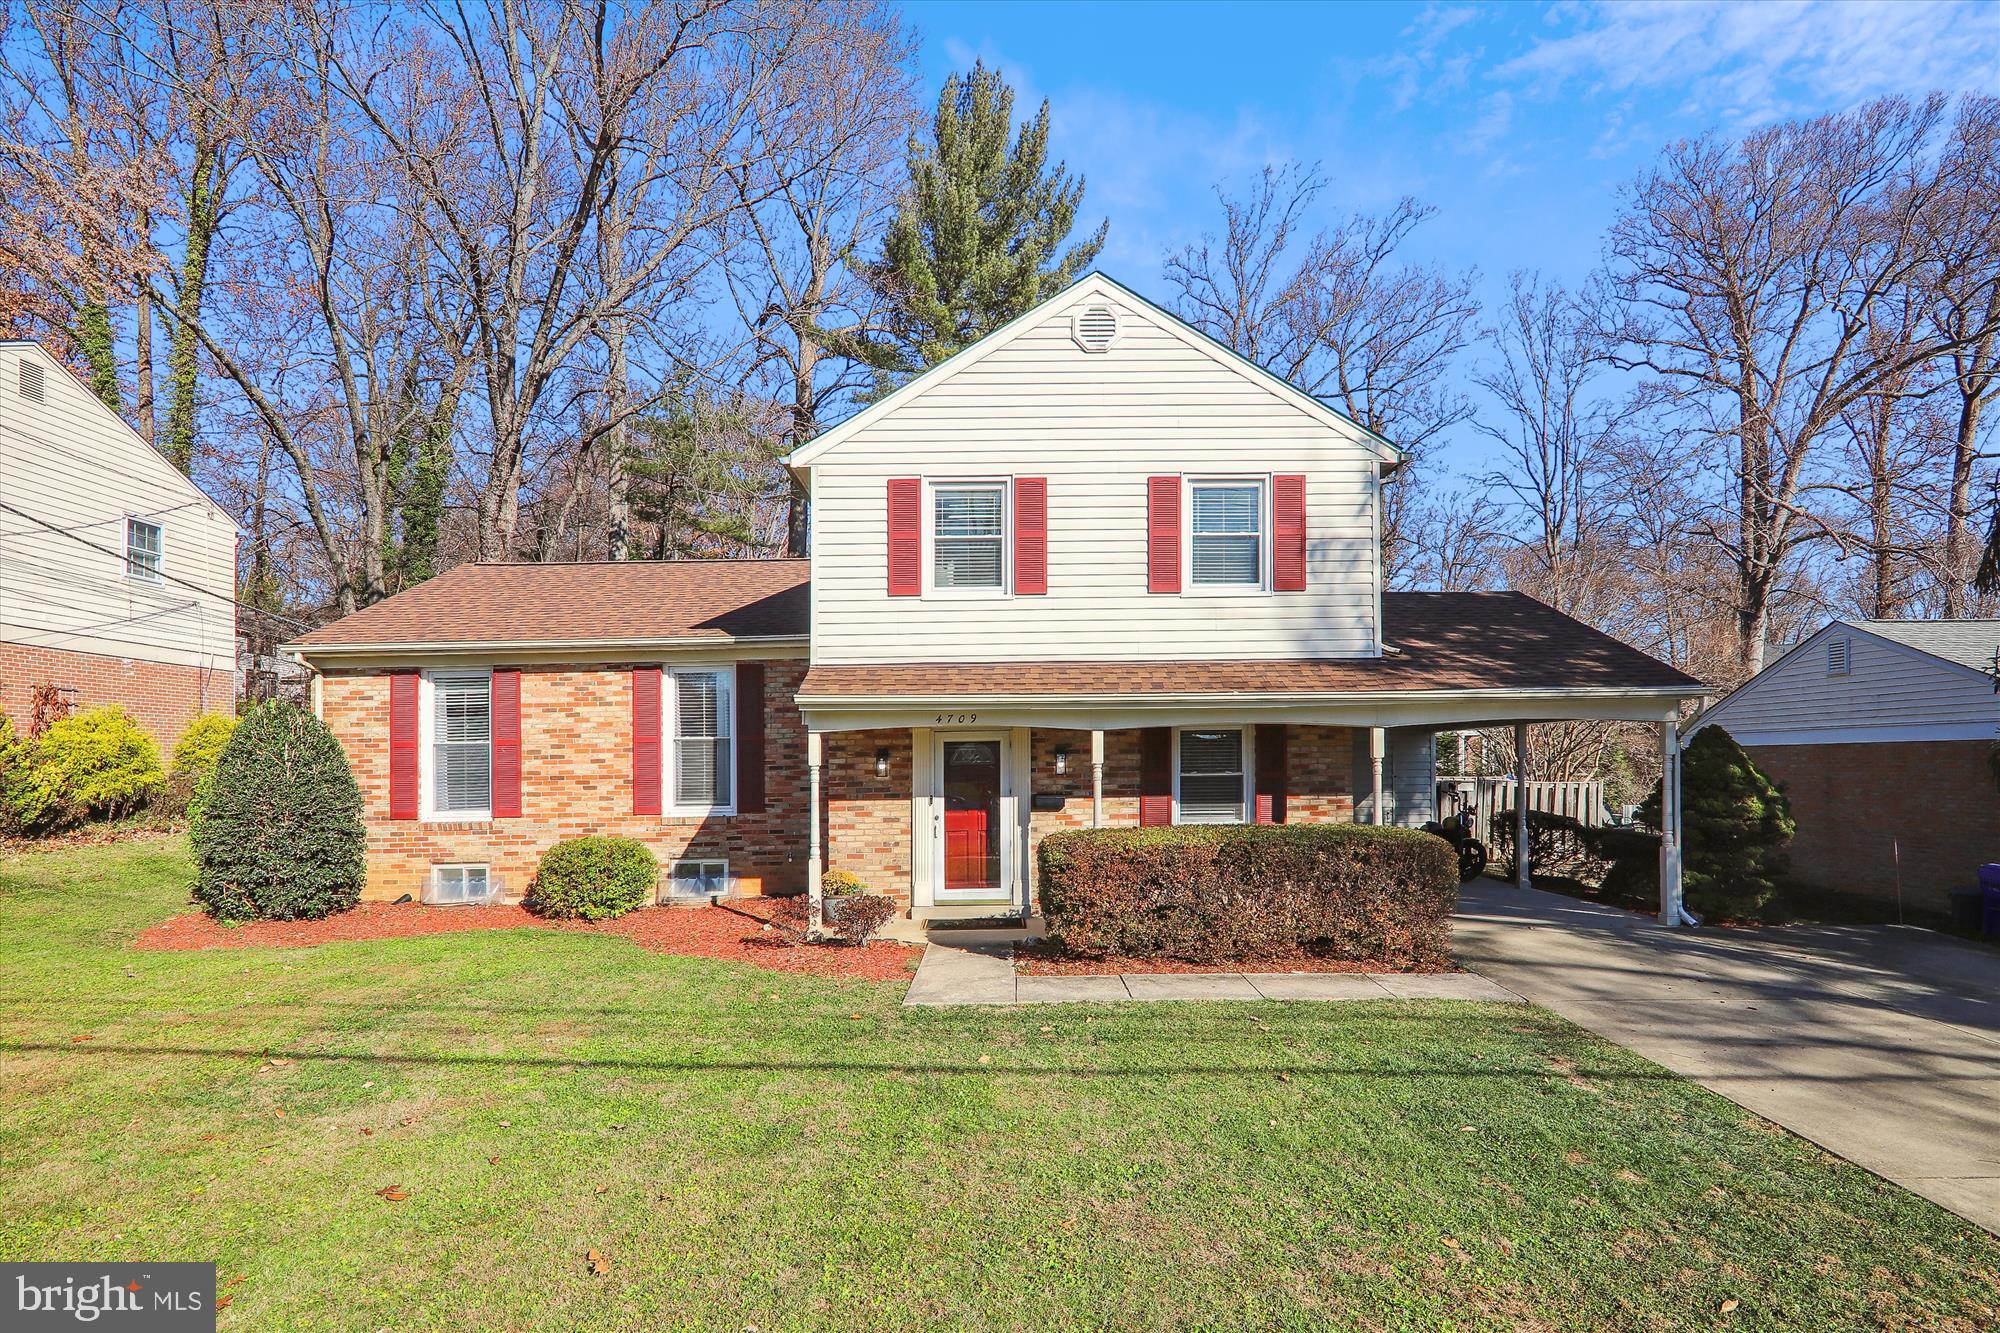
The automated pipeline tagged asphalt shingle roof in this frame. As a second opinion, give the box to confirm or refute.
[1854,619,2000,676]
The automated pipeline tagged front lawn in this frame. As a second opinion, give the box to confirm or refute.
[1,839,1994,1330]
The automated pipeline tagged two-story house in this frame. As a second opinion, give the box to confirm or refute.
[0,341,239,750]
[286,275,1705,923]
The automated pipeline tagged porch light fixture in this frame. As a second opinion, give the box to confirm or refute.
[1054,746,1070,775]
[875,748,890,777]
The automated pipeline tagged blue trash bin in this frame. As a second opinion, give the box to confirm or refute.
[1982,865,2000,935]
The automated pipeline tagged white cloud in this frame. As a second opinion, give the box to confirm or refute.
[1496,0,2000,126]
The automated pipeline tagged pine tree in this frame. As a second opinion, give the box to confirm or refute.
[624,389,772,559]
[1637,725,1796,919]
[871,62,1106,373]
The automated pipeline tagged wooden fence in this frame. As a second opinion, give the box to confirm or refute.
[1436,776,1607,844]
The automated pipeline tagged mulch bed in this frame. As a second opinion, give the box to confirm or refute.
[1014,942,1457,976]
[133,900,922,982]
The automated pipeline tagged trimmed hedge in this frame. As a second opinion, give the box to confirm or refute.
[194,701,365,922]
[525,836,657,921]
[1037,824,1459,966]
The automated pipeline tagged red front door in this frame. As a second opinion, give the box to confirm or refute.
[942,740,1002,892]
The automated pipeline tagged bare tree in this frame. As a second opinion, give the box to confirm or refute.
[1607,96,2000,676]
[1164,163,1480,580]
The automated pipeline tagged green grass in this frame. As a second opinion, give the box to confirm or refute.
[1,838,1995,1331]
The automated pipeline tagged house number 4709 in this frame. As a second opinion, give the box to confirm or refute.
[934,713,978,725]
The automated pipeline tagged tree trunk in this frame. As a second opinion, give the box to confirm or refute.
[132,270,154,448]
[163,128,222,475]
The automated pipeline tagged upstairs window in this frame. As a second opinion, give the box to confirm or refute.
[1177,728,1247,823]
[932,482,1007,591]
[431,672,492,817]
[125,518,163,581]
[671,667,733,811]
[1189,480,1263,587]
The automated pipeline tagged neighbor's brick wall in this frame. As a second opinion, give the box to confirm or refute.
[0,640,225,752]
[1747,739,2000,917]
[321,658,810,902]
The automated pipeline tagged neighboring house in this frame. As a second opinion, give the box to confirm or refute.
[286,274,1705,919]
[1690,619,2000,917]
[0,342,239,751]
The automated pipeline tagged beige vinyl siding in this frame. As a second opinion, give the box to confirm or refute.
[0,345,238,672]
[809,297,1382,665]
[1695,623,2000,745]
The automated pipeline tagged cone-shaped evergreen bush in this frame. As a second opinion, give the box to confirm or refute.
[193,700,365,922]
[1637,724,1795,920]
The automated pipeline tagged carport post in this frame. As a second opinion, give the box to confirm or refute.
[1659,717,1685,927]
[807,730,824,938]
[1368,727,1386,825]
[1513,722,1531,891]
[1090,729,1105,828]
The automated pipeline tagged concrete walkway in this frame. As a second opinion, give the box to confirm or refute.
[1454,878,2000,1235]
[902,940,1523,1007]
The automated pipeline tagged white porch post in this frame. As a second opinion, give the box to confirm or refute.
[806,730,824,938]
[1513,721,1531,891]
[1659,716,1684,927]
[1368,727,1386,826]
[1090,729,1105,828]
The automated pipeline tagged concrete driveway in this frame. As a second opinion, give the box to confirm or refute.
[1454,879,2000,1234]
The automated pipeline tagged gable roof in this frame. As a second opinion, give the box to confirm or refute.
[1848,618,2000,676]
[0,340,240,532]
[786,272,1404,471]
[288,559,810,652]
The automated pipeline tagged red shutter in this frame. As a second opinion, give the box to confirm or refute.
[632,666,662,816]
[1139,727,1173,827]
[1273,474,1307,592]
[388,671,419,820]
[491,668,521,818]
[1255,725,1287,825]
[1014,477,1047,594]
[887,477,921,596]
[1147,476,1181,593]
[735,662,766,814]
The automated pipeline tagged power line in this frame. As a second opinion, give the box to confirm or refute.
[0,498,314,632]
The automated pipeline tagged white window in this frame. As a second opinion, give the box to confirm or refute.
[429,864,493,904]
[665,859,729,901]
[931,482,1007,591]
[126,518,163,581]
[429,672,492,818]
[1176,728,1248,824]
[669,667,734,812]
[1188,480,1264,588]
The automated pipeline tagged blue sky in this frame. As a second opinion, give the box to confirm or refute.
[903,0,2000,472]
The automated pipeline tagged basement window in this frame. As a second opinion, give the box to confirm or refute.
[665,859,729,901]
[428,864,494,905]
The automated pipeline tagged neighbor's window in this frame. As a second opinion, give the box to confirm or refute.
[671,668,733,810]
[126,518,163,581]
[932,482,1006,590]
[430,864,492,904]
[431,672,492,816]
[666,859,729,900]
[1178,728,1246,823]
[1189,481,1263,587]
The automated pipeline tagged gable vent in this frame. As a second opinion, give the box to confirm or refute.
[17,357,43,404]
[1826,637,1851,675]
[1071,304,1121,353]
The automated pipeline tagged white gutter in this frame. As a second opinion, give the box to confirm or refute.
[795,685,1705,710]
[286,633,809,658]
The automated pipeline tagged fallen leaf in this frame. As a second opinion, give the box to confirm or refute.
[977,1054,992,1065]
[1276,1072,1292,1083]
[360,1128,374,1137]
[216,1295,232,1311]
[1038,1025,1053,1033]
[594,1185,609,1195]
[70,1035,92,1043]
[586,1248,609,1275]
[376,1186,408,1202]
[1442,1237,1461,1249]
[362,1080,374,1088]
[1267,1118,1279,1127]
[1721,1298,1740,1314]
[849,1013,864,1021]
[498,1120,511,1129]
[1458,1125,1476,1133]
[488,1156,501,1165]
[399,1117,416,1126]
[269,1057,290,1067]
[272,1108,285,1119]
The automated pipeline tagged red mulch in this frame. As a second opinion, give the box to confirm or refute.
[1014,944,1457,976]
[132,900,922,982]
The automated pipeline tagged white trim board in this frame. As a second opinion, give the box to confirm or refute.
[1727,722,2000,748]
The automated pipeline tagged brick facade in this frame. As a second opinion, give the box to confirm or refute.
[823,728,915,900]
[1747,739,2000,917]
[322,658,811,902]
[0,640,226,752]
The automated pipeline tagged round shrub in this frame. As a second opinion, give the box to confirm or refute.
[193,700,365,922]
[7,705,163,833]
[525,836,658,921]
[160,713,237,829]
[821,868,867,897]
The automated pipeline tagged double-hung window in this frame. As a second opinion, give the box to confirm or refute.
[670,667,733,812]
[931,482,1007,591]
[126,518,163,581]
[1188,480,1264,588]
[430,672,492,818]
[1177,728,1247,823]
